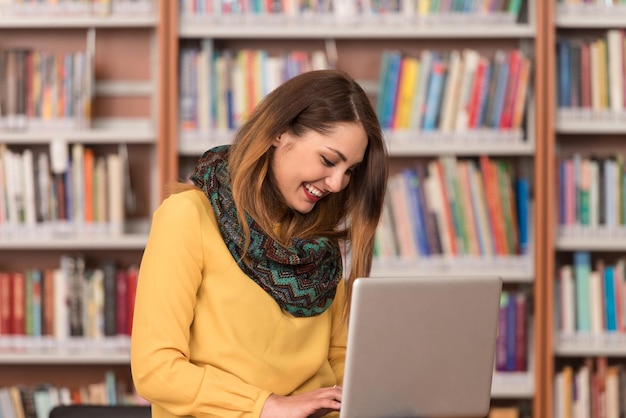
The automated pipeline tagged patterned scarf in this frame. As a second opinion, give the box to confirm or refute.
[190,145,343,317]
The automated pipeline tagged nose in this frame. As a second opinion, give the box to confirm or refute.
[325,170,347,193]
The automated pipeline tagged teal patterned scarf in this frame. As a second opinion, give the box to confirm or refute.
[190,145,342,317]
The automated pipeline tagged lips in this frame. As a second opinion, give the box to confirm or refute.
[303,184,322,203]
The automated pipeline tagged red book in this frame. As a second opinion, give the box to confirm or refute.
[12,272,26,335]
[0,271,12,335]
[514,292,528,371]
[499,50,522,130]
[580,41,592,109]
[126,265,138,335]
[467,57,488,129]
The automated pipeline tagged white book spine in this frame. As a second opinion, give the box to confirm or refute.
[106,153,124,235]
[21,149,37,229]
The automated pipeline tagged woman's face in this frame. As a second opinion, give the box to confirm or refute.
[271,122,368,214]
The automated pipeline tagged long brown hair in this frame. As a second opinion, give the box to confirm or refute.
[228,69,389,321]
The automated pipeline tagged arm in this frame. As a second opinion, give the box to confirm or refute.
[328,280,348,386]
[130,192,271,417]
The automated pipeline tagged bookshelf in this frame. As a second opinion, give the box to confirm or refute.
[546,0,626,416]
[0,0,166,406]
[169,1,546,416]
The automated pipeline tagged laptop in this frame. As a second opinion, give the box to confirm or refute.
[340,275,503,418]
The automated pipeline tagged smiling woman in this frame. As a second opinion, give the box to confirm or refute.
[270,122,367,213]
[130,69,389,418]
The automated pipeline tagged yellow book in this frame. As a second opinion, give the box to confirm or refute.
[392,56,419,130]
[416,0,431,17]
[597,38,609,111]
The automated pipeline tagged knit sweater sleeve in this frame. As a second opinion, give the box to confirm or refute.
[130,191,271,418]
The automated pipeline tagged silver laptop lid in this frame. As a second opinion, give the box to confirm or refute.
[340,275,502,418]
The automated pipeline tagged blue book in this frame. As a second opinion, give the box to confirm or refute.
[515,178,529,255]
[475,61,492,128]
[422,55,445,131]
[559,159,566,225]
[380,50,402,130]
[489,52,509,128]
[376,50,391,121]
[604,265,617,331]
[573,251,591,332]
[402,168,430,256]
[31,269,42,337]
[557,40,572,108]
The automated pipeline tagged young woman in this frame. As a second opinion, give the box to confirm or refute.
[131,69,389,418]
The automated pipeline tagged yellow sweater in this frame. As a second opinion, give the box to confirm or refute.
[131,189,347,418]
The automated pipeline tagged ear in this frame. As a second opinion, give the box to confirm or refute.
[272,132,286,147]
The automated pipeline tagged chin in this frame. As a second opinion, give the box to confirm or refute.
[291,203,316,214]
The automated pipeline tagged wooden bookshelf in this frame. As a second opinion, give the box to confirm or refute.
[0,0,167,408]
[545,1,626,417]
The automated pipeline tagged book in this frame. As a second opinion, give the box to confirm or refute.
[409,49,433,130]
[438,49,462,133]
[557,39,572,108]
[402,168,431,256]
[422,54,446,131]
[454,48,479,133]
[573,251,592,333]
[392,55,419,130]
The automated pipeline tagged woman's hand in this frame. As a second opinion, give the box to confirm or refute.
[260,385,342,418]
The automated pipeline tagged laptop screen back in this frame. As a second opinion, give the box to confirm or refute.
[340,275,502,418]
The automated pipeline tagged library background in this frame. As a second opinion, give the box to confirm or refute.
[0,0,624,417]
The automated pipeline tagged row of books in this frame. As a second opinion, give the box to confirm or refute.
[558,154,626,229]
[557,0,626,13]
[557,30,626,113]
[375,155,530,259]
[0,371,146,418]
[554,357,624,418]
[376,48,531,136]
[0,0,154,16]
[0,255,138,339]
[0,143,127,238]
[496,290,529,372]
[556,253,626,336]
[179,43,329,136]
[179,0,523,22]
[0,48,93,132]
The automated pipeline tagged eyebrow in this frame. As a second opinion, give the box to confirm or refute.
[327,147,348,162]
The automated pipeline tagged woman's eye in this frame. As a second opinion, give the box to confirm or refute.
[322,156,335,167]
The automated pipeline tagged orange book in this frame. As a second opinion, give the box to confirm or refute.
[488,407,519,418]
[479,156,505,255]
[83,147,94,223]
[43,268,55,336]
[512,55,531,130]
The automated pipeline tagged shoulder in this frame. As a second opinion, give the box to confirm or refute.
[159,188,212,214]
[154,188,218,227]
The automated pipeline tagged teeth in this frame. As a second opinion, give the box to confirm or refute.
[305,184,322,197]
